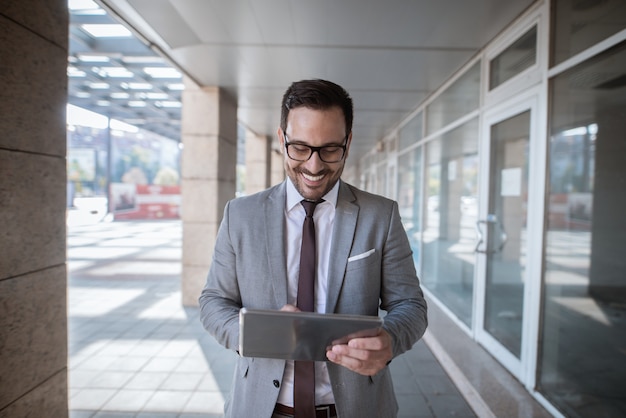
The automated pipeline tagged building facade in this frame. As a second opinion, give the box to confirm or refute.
[343,2,626,417]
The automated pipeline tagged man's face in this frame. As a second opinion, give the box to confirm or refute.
[278,106,351,202]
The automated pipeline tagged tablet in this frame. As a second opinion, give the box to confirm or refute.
[239,308,383,361]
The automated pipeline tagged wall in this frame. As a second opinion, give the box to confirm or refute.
[0,1,69,416]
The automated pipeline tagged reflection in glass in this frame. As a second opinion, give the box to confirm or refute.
[484,111,530,358]
[398,147,423,267]
[422,119,479,327]
[539,42,626,417]
[551,0,626,66]
[426,62,480,136]
[489,26,537,90]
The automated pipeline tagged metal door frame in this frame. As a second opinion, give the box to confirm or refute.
[474,86,546,387]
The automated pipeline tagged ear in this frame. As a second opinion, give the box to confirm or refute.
[277,127,285,154]
[343,132,353,159]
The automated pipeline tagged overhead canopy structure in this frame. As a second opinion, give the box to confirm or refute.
[69,0,535,159]
[68,0,183,141]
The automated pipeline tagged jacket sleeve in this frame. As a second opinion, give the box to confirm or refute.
[198,200,241,352]
[380,201,428,358]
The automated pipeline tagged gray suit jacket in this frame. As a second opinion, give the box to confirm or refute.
[199,180,427,418]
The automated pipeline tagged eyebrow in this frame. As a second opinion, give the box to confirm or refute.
[284,133,347,146]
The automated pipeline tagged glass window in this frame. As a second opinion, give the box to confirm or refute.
[360,155,373,191]
[426,62,480,136]
[539,41,626,418]
[376,163,387,197]
[551,0,626,66]
[399,112,423,151]
[361,169,374,193]
[398,146,423,267]
[376,146,387,164]
[422,118,479,327]
[489,26,537,90]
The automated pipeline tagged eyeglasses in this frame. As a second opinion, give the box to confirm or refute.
[283,131,348,163]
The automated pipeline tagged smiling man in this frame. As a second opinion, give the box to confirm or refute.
[199,79,428,418]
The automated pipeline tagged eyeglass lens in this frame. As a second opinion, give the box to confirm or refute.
[286,143,344,162]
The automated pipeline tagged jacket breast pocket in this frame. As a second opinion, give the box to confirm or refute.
[346,248,378,271]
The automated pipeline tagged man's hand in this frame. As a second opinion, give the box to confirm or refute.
[326,329,393,376]
[280,304,300,312]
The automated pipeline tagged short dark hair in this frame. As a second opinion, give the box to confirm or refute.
[280,79,353,136]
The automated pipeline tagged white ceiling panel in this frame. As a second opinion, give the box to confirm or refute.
[174,0,265,44]
[351,89,427,109]
[126,0,202,48]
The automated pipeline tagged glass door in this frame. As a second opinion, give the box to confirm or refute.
[475,93,544,380]
[483,110,529,358]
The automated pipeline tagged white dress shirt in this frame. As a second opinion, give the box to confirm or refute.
[277,178,339,407]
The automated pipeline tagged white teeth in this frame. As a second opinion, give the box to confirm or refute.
[303,173,324,182]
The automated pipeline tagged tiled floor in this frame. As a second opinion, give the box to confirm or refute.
[67,220,476,418]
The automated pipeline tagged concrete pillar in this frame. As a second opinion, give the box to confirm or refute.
[0,1,69,416]
[245,131,271,195]
[181,79,237,306]
[271,148,285,186]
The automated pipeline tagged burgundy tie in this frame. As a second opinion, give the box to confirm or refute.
[294,200,319,418]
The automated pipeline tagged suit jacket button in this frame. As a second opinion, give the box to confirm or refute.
[273,379,280,388]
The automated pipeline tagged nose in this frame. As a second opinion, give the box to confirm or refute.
[304,149,325,171]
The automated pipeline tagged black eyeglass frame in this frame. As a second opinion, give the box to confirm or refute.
[282,131,348,163]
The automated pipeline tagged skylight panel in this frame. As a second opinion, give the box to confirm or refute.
[88,82,110,89]
[94,67,134,78]
[155,101,182,108]
[68,66,87,77]
[78,54,110,63]
[128,101,147,107]
[81,24,132,38]
[110,92,131,99]
[68,0,100,11]
[143,67,182,78]
[121,82,153,90]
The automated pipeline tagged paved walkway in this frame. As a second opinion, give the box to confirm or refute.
[67,220,476,418]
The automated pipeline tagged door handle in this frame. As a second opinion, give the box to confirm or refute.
[474,220,486,253]
[475,214,506,254]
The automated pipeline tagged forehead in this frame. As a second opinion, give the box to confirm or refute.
[286,106,346,140]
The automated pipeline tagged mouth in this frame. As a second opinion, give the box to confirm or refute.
[301,172,325,183]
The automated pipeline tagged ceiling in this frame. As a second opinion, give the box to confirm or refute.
[68,4,184,141]
[72,0,535,160]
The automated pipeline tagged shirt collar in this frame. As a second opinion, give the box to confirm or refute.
[286,177,339,212]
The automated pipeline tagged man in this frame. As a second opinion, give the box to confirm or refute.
[199,79,427,418]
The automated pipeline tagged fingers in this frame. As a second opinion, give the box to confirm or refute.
[280,304,300,312]
[326,331,392,376]
[326,344,388,376]
[347,335,387,351]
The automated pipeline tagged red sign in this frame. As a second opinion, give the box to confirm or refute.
[111,183,181,220]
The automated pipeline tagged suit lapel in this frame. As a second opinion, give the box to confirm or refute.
[326,182,358,313]
[264,182,289,308]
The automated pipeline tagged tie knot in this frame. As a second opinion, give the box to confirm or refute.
[301,200,321,218]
